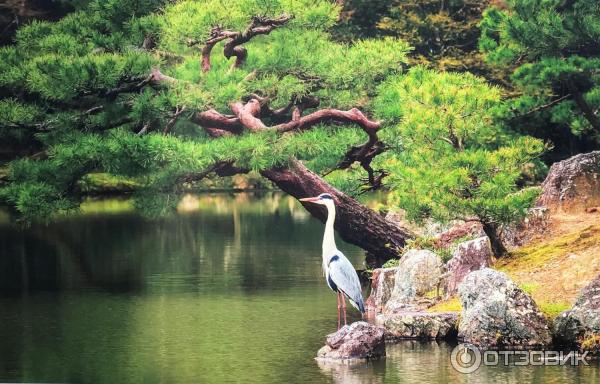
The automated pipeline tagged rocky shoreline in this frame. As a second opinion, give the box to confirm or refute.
[317,265,600,361]
[317,151,600,361]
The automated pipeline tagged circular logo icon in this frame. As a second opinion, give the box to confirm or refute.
[450,343,482,374]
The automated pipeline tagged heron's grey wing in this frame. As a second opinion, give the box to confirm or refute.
[328,253,365,313]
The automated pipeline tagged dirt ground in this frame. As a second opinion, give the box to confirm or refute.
[497,210,600,312]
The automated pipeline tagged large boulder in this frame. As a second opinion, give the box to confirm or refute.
[458,268,551,349]
[375,312,458,340]
[316,322,386,361]
[538,151,600,212]
[365,267,397,314]
[554,274,600,351]
[443,236,493,297]
[384,250,443,313]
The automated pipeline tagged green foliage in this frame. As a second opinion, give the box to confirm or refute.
[381,258,400,268]
[0,0,407,213]
[0,0,544,229]
[335,0,491,73]
[25,52,156,102]
[374,68,546,231]
[480,0,600,149]
[0,99,45,142]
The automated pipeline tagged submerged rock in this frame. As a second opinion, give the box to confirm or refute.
[538,150,600,212]
[384,250,443,313]
[554,274,600,351]
[365,267,397,314]
[443,236,493,296]
[316,322,386,361]
[458,268,551,349]
[376,312,458,340]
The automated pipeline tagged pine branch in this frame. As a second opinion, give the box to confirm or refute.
[514,94,572,118]
[197,14,293,73]
[163,106,186,135]
[178,160,249,183]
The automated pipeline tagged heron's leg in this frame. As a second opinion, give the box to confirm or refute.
[336,291,341,330]
[342,295,347,326]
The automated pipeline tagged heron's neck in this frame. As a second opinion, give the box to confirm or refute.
[322,203,337,257]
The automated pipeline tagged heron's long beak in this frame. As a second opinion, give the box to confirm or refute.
[299,197,320,203]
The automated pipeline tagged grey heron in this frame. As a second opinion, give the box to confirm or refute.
[299,193,365,329]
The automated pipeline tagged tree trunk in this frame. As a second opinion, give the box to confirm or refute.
[566,80,600,134]
[261,159,414,263]
[481,221,508,257]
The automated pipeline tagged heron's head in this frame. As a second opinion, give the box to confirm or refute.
[299,193,334,206]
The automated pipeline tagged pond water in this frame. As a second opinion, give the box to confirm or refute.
[0,192,598,383]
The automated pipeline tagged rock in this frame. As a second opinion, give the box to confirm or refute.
[365,267,397,314]
[385,210,407,228]
[316,321,386,361]
[384,250,443,313]
[500,206,550,247]
[435,221,485,250]
[538,151,600,212]
[554,274,600,350]
[458,268,551,349]
[443,236,493,296]
[375,312,458,340]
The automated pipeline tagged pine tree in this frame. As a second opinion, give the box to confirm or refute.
[480,0,600,153]
[0,0,414,260]
[373,67,546,255]
[0,0,544,258]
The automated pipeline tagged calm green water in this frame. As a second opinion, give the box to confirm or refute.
[0,192,598,383]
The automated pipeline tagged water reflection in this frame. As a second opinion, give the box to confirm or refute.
[0,192,366,383]
[0,192,598,383]
[317,359,382,384]
[0,192,344,295]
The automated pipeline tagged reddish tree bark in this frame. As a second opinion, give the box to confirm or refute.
[261,160,413,262]
[195,14,293,72]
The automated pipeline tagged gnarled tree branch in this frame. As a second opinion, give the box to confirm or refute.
[197,14,293,72]
[273,107,381,133]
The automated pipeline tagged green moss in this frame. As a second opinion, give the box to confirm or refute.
[424,289,441,299]
[519,282,539,295]
[425,294,569,321]
[382,258,400,268]
[427,297,462,312]
[501,226,600,273]
[537,301,572,321]
[78,173,140,194]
